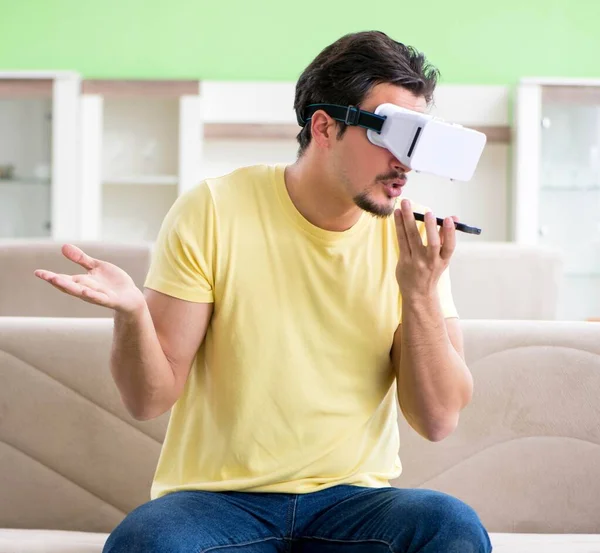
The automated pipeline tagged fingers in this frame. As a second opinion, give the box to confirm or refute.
[34,269,57,281]
[78,287,111,304]
[394,200,457,269]
[424,211,441,249]
[72,274,104,292]
[34,270,110,305]
[440,217,457,261]
[40,272,85,298]
[62,244,99,271]
[394,209,411,257]
[36,270,101,291]
[400,200,423,247]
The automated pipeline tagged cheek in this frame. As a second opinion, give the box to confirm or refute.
[347,134,383,169]
[359,145,391,183]
[354,129,390,163]
[337,131,389,187]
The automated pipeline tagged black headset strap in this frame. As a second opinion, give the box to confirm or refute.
[298,104,386,132]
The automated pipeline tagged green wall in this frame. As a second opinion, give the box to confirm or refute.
[2,0,599,84]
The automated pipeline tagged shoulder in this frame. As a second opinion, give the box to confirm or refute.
[204,164,278,203]
[170,164,277,219]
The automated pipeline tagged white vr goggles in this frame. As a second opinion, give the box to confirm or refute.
[299,102,487,182]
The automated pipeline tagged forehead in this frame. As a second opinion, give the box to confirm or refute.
[361,82,428,114]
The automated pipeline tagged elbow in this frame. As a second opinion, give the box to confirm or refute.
[424,421,457,442]
[129,408,159,422]
[123,396,171,421]
[415,411,460,442]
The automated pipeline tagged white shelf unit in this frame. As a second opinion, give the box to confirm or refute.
[0,72,81,240]
[80,80,202,242]
[513,78,600,320]
[1,79,509,244]
[199,81,299,181]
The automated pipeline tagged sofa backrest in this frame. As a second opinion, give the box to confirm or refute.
[0,240,153,317]
[450,242,563,319]
[391,319,600,534]
[0,240,562,320]
[1,317,599,534]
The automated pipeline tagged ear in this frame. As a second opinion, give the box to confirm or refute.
[310,110,337,149]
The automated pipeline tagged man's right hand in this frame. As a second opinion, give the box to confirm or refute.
[34,244,146,315]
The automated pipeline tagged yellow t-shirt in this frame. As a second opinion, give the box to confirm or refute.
[144,164,458,498]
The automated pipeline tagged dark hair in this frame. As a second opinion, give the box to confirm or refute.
[294,31,440,156]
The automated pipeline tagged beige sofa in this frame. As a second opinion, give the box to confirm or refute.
[450,242,563,320]
[0,240,562,320]
[1,317,599,552]
[0,240,152,318]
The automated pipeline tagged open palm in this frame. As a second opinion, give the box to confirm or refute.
[34,244,146,314]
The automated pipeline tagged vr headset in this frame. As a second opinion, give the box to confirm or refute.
[298,103,487,182]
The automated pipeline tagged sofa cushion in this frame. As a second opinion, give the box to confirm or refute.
[2,530,600,553]
[1,318,599,538]
[0,529,108,553]
[491,533,600,552]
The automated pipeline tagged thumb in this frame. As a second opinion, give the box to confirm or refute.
[62,244,99,271]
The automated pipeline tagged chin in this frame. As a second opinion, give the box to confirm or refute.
[353,192,395,218]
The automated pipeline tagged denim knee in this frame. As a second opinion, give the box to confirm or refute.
[102,501,194,553]
[423,492,492,553]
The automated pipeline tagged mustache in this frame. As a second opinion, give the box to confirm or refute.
[376,171,406,182]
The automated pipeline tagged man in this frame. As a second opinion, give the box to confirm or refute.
[36,31,492,553]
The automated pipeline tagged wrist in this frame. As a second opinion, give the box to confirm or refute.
[114,295,147,321]
[401,289,440,309]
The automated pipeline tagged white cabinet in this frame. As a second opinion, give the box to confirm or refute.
[0,78,512,248]
[79,80,202,242]
[513,79,600,320]
[199,81,298,181]
[0,72,80,240]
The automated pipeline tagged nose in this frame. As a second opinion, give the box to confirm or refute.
[391,154,410,174]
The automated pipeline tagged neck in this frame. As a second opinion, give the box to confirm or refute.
[284,156,363,232]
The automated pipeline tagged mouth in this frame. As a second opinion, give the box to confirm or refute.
[381,178,407,198]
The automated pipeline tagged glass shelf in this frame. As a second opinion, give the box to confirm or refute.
[0,178,50,186]
[102,175,178,185]
[564,272,600,278]
[540,185,600,191]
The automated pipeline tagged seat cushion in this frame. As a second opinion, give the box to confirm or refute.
[0,529,108,553]
[490,533,600,552]
[2,530,600,553]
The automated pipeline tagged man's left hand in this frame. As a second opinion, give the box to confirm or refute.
[394,199,457,299]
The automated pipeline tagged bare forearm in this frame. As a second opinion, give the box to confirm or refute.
[111,305,177,420]
[395,293,472,441]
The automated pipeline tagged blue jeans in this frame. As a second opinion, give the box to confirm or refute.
[104,485,492,553]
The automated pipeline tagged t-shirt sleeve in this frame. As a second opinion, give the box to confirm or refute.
[417,210,459,320]
[144,182,216,303]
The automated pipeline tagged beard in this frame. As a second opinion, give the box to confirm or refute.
[352,170,406,218]
[352,190,396,218]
